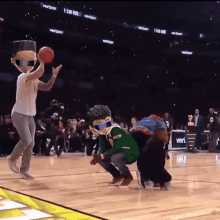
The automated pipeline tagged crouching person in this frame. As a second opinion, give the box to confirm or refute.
[137,128,172,190]
[87,105,140,188]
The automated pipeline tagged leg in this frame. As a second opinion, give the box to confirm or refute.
[197,131,202,149]
[209,132,219,152]
[136,155,148,188]
[9,113,33,174]
[40,133,48,155]
[111,153,133,188]
[57,135,64,154]
[20,116,36,173]
[98,157,122,178]
[45,136,55,156]
[164,133,170,152]
[111,153,132,177]
[153,168,172,190]
[86,142,92,156]
[33,135,40,155]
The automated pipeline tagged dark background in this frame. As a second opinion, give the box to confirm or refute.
[0,1,220,124]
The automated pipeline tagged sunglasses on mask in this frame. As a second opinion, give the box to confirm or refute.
[94,121,112,130]
[16,60,36,67]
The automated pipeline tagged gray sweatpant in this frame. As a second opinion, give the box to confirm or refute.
[10,112,36,172]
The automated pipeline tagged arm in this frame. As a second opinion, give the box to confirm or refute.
[38,75,57,91]
[26,63,45,82]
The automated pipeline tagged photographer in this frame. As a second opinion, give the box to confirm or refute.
[43,100,65,156]
[0,115,19,155]
[33,118,47,155]
[77,119,87,152]
[85,125,99,156]
[64,119,82,152]
[207,108,220,152]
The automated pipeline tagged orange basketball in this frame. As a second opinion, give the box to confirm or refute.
[38,47,54,63]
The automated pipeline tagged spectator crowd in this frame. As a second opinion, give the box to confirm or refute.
[0,99,218,157]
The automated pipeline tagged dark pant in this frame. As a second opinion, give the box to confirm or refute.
[99,153,133,177]
[69,136,82,152]
[209,132,219,152]
[45,134,64,156]
[137,149,171,185]
[85,139,97,156]
[195,130,203,149]
[34,133,47,155]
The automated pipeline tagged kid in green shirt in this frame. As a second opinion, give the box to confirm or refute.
[87,105,140,188]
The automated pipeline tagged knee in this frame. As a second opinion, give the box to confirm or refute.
[22,138,32,147]
[167,173,172,182]
[111,154,125,165]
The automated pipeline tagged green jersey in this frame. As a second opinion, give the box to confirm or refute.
[99,123,140,163]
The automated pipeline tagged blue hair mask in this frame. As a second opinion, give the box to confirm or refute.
[94,121,112,130]
[16,60,35,66]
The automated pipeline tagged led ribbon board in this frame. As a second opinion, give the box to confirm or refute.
[102,39,114,44]
[49,29,64,34]
[181,51,193,55]
[41,3,57,11]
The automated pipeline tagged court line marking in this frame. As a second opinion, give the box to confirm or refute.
[0,186,108,220]
[0,173,220,185]
[0,164,218,180]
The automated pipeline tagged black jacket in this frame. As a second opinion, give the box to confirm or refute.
[208,111,220,132]
[42,106,63,129]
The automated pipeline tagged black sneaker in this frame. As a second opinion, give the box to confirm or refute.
[119,175,133,188]
[136,171,145,188]
[153,182,160,187]
[108,176,123,185]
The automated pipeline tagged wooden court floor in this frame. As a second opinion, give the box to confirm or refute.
[0,151,220,220]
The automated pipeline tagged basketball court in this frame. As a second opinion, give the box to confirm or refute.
[0,152,220,219]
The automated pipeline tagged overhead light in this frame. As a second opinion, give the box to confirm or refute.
[49,29,64,34]
[137,26,149,31]
[200,34,204,38]
[181,51,193,55]
[84,14,97,20]
[160,30,166,34]
[102,39,114,44]
[171,32,183,36]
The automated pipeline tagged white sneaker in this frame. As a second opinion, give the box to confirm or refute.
[7,156,19,173]
[136,171,145,188]
[20,170,34,180]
